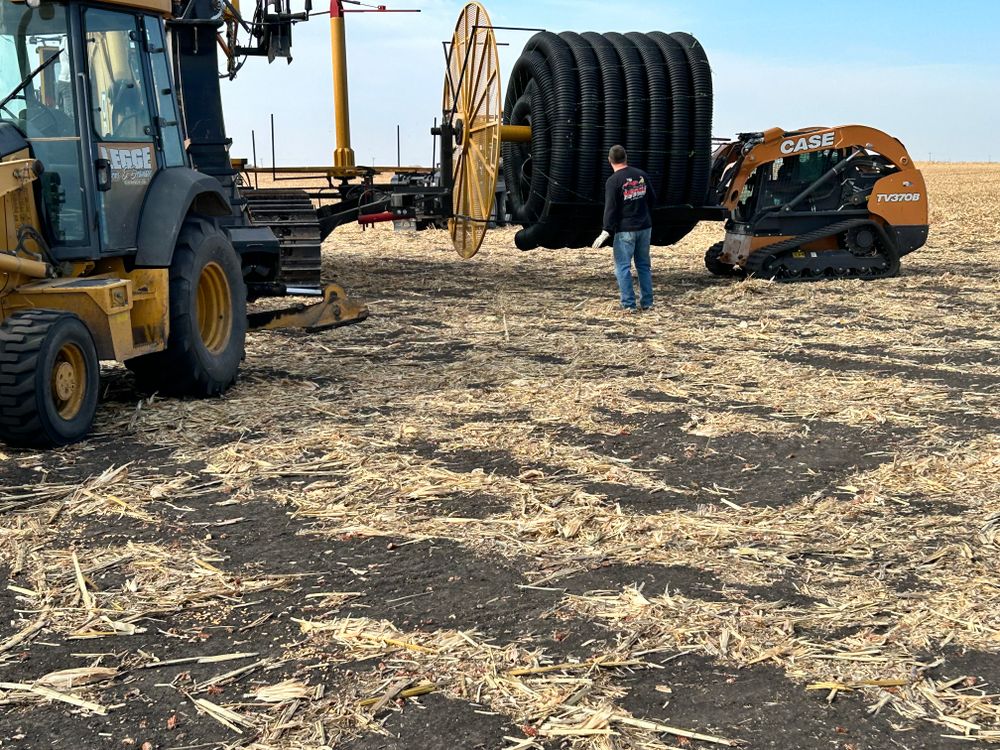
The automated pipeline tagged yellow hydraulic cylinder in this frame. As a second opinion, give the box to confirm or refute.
[0,252,49,279]
[330,1,355,169]
[499,125,531,143]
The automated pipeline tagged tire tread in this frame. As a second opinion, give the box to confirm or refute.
[126,215,247,397]
[0,310,98,448]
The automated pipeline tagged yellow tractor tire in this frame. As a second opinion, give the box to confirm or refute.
[126,216,247,397]
[0,309,100,448]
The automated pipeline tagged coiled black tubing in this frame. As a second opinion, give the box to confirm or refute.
[502,31,713,250]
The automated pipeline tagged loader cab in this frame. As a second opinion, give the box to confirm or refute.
[0,0,86,248]
[0,0,185,261]
[735,147,901,223]
[83,5,186,252]
[736,149,846,221]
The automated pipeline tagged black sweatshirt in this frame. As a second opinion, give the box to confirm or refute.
[602,166,656,233]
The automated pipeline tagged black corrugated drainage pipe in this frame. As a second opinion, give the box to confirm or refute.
[501,30,714,251]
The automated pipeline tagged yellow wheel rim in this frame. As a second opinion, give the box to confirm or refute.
[444,2,501,259]
[51,343,86,421]
[196,261,233,355]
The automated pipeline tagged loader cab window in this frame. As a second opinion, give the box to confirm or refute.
[84,8,159,252]
[84,10,153,142]
[0,1,87,245]
[738,149,845,219]
[846,150,899,189]
[144,18,185,167]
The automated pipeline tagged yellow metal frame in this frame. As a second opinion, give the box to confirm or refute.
[236,163,433,179]
[0,150,46,294]
[85,0,172,15]
[1,261,169,362]
[330,8,355,169]
[248,283,368,332]
[0,151,43,250]
[11,0,174,13]
[233,1,527,251]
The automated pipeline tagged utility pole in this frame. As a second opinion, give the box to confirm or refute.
[251,129,259,189]
[431,116,437,171]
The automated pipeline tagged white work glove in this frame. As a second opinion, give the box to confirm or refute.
[591,230,610,249]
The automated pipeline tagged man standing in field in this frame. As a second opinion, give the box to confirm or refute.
[593,145,656,313]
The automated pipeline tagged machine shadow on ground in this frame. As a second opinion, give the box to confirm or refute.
[1,164,998,749]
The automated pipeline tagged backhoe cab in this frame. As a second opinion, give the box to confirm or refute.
[0,0,366,449]
[704,126,929,281]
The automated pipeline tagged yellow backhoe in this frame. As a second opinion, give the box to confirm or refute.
[0,0,366,448]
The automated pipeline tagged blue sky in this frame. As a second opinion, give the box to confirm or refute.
[220,0,1000,165]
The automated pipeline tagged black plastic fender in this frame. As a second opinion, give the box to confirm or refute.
[134,167,231,268]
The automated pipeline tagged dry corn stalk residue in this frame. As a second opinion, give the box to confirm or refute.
[1,163,998,749]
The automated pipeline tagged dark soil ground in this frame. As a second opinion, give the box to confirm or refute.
[1,166,998,749]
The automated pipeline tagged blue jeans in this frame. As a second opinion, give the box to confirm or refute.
[612,228,653,310]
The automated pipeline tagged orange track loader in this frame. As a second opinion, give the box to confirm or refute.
[704,126,928,281]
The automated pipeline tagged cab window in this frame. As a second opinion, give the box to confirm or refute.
[0,1,87,246]
[84,9,152,142]
[144,17,185,167]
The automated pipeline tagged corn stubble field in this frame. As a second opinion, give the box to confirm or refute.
[0,163,998,750]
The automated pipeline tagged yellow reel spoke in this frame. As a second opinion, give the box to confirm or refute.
[443,2,501,259]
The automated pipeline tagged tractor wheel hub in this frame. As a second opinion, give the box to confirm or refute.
[54,361,77,401]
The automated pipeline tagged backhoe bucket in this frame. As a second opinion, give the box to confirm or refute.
[247,284,368,333]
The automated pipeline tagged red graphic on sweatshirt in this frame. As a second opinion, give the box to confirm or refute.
[622,176,647,202]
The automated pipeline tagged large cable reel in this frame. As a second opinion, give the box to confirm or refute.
[443,2,502,259]
[443,2,714,258]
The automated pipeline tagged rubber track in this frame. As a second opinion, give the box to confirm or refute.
[243,188,323,289]
[744,219,901,282]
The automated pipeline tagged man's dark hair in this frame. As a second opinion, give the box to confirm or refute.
[609,145,627,165]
